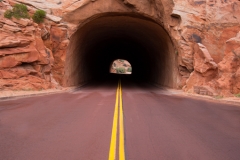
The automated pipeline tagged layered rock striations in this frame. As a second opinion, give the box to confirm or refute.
[0,0,61,90]
[0,0,239,97]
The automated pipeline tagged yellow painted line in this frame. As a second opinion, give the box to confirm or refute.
[108,81,120,160]
[108,80,126,160]
[119,80,125,160]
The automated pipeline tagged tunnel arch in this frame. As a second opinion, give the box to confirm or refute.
[64,13,178,87]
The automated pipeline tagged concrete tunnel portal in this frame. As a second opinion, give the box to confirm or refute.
[64,13,177,88]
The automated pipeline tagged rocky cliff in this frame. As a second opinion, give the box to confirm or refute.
[0,0,239,97]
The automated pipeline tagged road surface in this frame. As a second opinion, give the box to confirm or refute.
[0,80,240,160]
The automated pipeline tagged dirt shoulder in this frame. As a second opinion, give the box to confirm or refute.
[0,89,67,101]
[166,89,240,106]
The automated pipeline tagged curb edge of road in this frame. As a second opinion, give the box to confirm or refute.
[152,83,240,107]
[0,90,68,101]
[0,83,90,101]
[0,84,87,101]
[166,89,240,107]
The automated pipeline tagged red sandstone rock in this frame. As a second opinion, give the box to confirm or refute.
[234,68,240,93]
[0,65,37,79]
[50,26,68,85]
[0,18,17,27]
[0,75,53,90]
[216,32,240,95]
[23,26,36,36]
[35,37,50,65]
[193,86,217,96]
[0,56,21,69]
[178,40,194,71]
[0,0,240,95]
[0,45,35,56]
[3,24,21,32]
[0,33,32,49]
[184,43,218,95]
[0,70,18,79]
[12,17,31,27]
[193,43,217,77]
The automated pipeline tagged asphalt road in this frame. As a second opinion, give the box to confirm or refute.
[0,80,240,160]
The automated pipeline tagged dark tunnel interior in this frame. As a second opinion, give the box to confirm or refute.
[64,14,177,88]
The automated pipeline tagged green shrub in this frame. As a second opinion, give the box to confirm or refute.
[4,4,29,19]
[12,4,29,19]
[4,10,13,19]
[127,67,132,72]
[235,93,240,98]
[175,50,178,55]
[116,67,126,74]
[214,95,223,99]
[32,9,46,24]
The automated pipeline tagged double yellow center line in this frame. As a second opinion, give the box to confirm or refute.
[108,80,125,160]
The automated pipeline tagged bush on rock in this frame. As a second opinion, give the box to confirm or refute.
[32,10,46,24]
[4,4,30,19]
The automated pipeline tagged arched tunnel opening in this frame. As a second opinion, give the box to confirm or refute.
[64,14,177,88]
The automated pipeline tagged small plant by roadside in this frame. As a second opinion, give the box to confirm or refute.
[32,9,46,24]
[235,93,240,98]
[175,50,178,55]
[116,67,126,74]
[4,4,30,19]
[214,95,223,99]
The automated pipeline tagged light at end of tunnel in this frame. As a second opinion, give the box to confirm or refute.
[110,59,132,75]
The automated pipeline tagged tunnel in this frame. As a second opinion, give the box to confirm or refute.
[64,13,177,88]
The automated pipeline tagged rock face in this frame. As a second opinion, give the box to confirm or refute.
[184,43,218,96]
[0,1,56,90]
[0,0,240,96]
[216,32,240,96]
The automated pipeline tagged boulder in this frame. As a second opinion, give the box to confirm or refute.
[193,43,217,77]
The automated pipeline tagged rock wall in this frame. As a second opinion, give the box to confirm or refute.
[0,0,240,96]
[0,0,65,90]
[172,0,240,96]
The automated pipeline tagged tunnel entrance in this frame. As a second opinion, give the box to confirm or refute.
[64,13,177,88]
